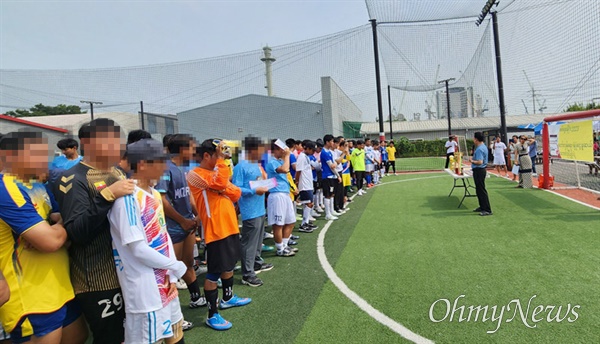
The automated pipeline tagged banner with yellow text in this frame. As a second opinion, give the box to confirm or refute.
[557,120,594,162]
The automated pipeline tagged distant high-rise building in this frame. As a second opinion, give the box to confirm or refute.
[436,87,482,118]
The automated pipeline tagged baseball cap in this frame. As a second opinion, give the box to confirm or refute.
[126,138,167,165]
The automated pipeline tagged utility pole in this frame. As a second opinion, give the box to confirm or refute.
[139,101,145,130]
[523,70,536,114]
[370,19,385,142]
[438,78,455,136]
[80,100,103,121]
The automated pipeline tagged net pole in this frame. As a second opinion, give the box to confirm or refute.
[575,160,581,189]
[492,11,508,146]
[370,19,385,142]
[542,122,550,189]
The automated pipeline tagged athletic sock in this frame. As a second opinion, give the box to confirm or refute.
[205,288,218,318]
[302,205,311,224]
[187,279,201,301]
[275,242,283,251]
[282,237,290,247]
[329,198,336,215]
[221,276,234,302]
[324,198,332,217]
[366,174,372,185]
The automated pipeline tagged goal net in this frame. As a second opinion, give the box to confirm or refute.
[541,109,600,193]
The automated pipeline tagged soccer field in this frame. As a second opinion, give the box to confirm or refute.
[171,173,598,344]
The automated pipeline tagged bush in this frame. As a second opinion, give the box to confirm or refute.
[392,137,474,158]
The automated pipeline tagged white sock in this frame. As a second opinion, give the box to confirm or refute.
[282,237,290,247]
[302,205,311,224]
[328,198,335,215]
[275,242,283,251]
[318,190,324,207]
[324,198,332,217]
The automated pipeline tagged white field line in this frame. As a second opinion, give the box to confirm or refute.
[317,175,443,344]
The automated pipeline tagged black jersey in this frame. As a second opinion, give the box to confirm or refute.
[54,162,124,294]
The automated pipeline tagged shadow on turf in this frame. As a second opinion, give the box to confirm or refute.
[420,196,485,218]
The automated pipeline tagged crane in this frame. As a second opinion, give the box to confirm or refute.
[522,70,536,114]
[537,98,547,113]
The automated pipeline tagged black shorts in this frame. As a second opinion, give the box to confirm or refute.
[322,178,337,198]
[76,289,125,344]
[206,234,240,274]
[298,190,314,203]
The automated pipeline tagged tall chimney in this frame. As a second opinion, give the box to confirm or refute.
[260,46,276,97]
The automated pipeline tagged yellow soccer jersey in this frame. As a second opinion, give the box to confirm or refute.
[0,174,73,334]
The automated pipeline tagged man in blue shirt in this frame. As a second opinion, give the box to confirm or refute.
[49,138,83,184]
[266,140,297,257]
[232,136,274,287]
[321,135,342,220]
[469,132,492,216]
[528,135,538,175]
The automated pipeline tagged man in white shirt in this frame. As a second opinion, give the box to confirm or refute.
[491,136,508,177]
[445,135,459,169]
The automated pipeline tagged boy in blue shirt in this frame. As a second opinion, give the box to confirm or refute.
[266,140,297,257]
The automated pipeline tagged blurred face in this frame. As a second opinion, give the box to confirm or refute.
[83,131,123,167]
[273,146,284,159]
[6,140,49,181]
[203,151,219,169]
[247,145,264,161]
[138,160,167,184]
[180,141,196,163]
[304,147,315,155]
[348,142,354,149]
[496,137,501,142]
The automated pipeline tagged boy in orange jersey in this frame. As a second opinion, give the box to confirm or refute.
[187,139,251,331]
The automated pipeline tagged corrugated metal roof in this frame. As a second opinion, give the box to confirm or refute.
[361,114,551,134]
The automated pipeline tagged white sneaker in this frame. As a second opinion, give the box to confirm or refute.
[309,216,317,221]
[264,231,274,240]
[176,279,187,290]
[332,211,343,216]
[189,295,207,308]
[325,215,339,221]
[311,210,321,217]
[315,206,324,213]
[194,265,207,276]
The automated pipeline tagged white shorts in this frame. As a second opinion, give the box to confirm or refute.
[0,323,9,340]
[365,164,375,172]
[124,297,183,344]
[493,155,506,166]
[267,192,296,226]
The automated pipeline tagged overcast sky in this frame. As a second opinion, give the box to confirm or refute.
[0,0,369,69]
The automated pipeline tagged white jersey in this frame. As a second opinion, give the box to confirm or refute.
[295,152,314,192]
[493,142,507,158]
[109,186,181,314]
[373,150,381,164]
[445,140,458,154]
[333,149,344,173]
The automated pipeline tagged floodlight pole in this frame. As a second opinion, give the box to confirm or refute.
[80,100,103,121]
[492,11,508,145]
[387,85,393,140]
[370,19,385,142]
[439,78,455,136]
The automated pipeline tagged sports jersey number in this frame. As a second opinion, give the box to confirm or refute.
[274,215,282,222]
[98,293,124,318]
[162,320,173,336]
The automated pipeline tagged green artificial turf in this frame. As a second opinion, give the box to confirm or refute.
[395,157,446,171]
[303,173,599,343]
[86,173,598,343]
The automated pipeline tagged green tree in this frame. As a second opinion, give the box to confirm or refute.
[5,103,85,117]
[564,102,600,112]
